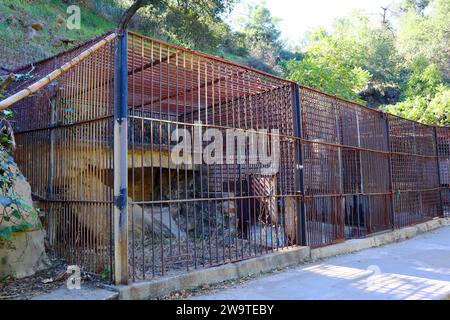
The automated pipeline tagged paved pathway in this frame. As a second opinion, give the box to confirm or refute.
[191,226,450,300]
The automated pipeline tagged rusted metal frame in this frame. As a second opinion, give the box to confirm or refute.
[210,62,220,264]
[291,83,307,246]
[277,88,288,250]
[149,40,156,277]
[303,192,392,198]
[333,98,345,238]
[217,65,229,262]
[139,36,146,280]
[355,109,363,238]
[384,114,396,229]
[390,150,438,159]
[130,34,136,282]
[433,126,444,217]
[189,53,198,269]
[411,122,424,221]
[182,51,190,272]
[113,31,129,285]
[236,68,244,260]
[245,73,256,255]
[128,51,177,77]
[224,64,232,261]
[70,48,174,112]
[127,31,292,87]
[394,187,441,193]
[0,33,117,110]
[166,47,173,264]
[38,199,115,204]
[132,194,294,206]
[132,66,245,113]
[158,44,165,275]
[47,94,56,247]
[13,114,114,135]
[202,60,212,266]
[174,50,183,267]
[130,114,304,144]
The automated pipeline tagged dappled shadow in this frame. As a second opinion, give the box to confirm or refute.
[302,263,450,300]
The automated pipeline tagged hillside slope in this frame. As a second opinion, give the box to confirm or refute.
[0,0,115,69]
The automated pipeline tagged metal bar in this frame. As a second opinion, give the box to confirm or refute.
[291,82,306,246]
[385,114,396,229]
[433,126,444,217]
[355,110,362,237]
[113,31,129,285]
[47,94,56,247]
[0,33,117,110]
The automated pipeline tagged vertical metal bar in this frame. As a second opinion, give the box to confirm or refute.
[433,126,444,217]
[355,111,363,237]
[384,113,395,229]
[333,100,344,236]
[412,122,423,220]
[48,94,56,247]
[113,31,129,285]
[291,83,306,246]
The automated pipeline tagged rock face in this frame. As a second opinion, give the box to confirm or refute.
[0,230,49,279]
[0,149,50,279]
[359,84,402,108]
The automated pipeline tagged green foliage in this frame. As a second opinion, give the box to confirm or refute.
[285,56,371,103]
[0,142,37,240]
[397,0,450,80]
[384,85,450,125]
[0,88,38,241]
[283,0,448,116]
[0,0,115,68]
[233,2,284,74]
[402,56,444,98]
[284,22,372,102]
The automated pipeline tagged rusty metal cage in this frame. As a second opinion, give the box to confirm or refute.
[389,115,442,227]
[2,30,448,284]
[8,33,117,278]
[300,87,392,246]
[126,32,298,280]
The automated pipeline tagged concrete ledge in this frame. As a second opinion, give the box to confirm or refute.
[117,217,449,300]
[311,217,449,261]
[118,246,310,300]
[31,287,119,300]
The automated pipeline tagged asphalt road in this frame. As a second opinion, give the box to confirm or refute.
[191,226,450,300]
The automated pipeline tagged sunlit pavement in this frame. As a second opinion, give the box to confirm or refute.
[191,226,450,300]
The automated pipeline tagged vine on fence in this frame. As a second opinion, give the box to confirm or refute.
[0,78,39,241]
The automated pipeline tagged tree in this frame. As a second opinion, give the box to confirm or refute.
[237,2,284,74]
[283,13,375,103]
[87,0,237,51]
[397,0,450,80]
[383,85,450,125]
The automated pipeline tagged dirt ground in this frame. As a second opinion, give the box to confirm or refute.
[0,258,106,300]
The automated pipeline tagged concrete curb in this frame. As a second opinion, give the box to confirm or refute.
[31,286,119,300]
[311,217,449,261]
[118,246,310,300]
[117,217,449,300]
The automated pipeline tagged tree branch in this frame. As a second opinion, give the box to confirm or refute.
[118,0,162,31]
